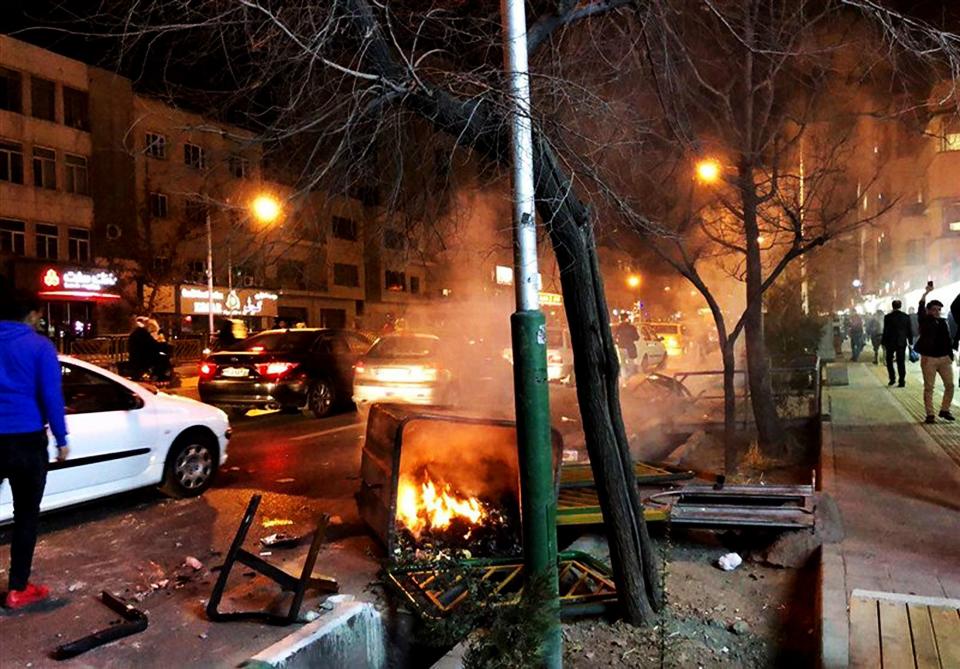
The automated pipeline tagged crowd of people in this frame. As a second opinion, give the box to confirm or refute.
[839,287,960,424]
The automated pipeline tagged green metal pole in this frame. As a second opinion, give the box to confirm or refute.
[512,310,561,668]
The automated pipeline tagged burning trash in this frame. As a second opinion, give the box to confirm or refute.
[394,466,520,558]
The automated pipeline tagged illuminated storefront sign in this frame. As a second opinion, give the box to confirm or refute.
[539,291,563,306]
[179,285,279,317]
[38,267,121,301]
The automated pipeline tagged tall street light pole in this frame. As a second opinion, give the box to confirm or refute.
[501,0,560,666]
[205,208,215,340]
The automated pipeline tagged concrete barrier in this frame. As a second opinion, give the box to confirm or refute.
[245,600,386,669]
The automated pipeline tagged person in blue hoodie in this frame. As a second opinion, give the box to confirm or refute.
[0,283,68,609]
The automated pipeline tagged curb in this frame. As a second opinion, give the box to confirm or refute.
[245,601,386,669]
[817,411,848,669]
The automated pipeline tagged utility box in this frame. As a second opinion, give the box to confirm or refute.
[824,364,849,386]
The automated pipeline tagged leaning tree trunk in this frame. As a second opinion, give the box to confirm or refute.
[533,137,662,623]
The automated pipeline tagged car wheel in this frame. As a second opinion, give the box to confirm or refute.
[160,432,219,498]
[305,379,335,418]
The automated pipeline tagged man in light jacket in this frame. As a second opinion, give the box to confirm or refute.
[0,284,68,609]
[916,288,956,423]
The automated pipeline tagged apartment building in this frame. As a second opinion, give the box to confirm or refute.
[0,35,123,336]
[860,104,960,306]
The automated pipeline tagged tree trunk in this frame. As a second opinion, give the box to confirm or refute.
[739,166,784,450]
[534,137,661,623]
[721,342,738,474]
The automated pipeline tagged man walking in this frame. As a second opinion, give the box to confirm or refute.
[867,310,884,365]
[613,313,640,380]
[882,300,912,387]
[0,286,68,609]
[915,288,955,423]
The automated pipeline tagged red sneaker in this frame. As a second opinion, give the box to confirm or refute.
[5,583,51,609]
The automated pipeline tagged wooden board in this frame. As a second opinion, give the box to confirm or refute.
[849,596,880,669]
[877,600,913,668]
[907,604,940,669]
[930,606,960,669]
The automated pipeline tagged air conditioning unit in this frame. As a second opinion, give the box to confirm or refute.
[106,224,123,241]
[242,275,256,288]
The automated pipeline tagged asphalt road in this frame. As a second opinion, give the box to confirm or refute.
[0,407,379,669]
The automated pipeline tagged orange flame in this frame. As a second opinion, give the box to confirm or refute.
[396,473,486,538]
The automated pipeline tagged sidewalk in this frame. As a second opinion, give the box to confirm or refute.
[821,362,960,667]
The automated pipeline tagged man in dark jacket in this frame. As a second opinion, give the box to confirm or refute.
[0,286,68,609]
[881,300,912,387]
[916,289,955,423]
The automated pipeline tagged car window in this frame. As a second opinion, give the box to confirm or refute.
[649,324,680,335]
[234,331,319,352]
[641,326,658,340]
[62,363,139,414]
[344,333,372,355]
[367,335,439,359]
[326,336,351,356]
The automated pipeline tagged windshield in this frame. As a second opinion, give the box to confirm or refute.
[368,335,439,359]
[229,331,319,352]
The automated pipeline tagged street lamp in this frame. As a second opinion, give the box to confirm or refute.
[695,158,721,184]
[626,274,641,289]
[205,193,283,338]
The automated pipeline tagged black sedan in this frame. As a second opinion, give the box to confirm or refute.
[198,328,372,418]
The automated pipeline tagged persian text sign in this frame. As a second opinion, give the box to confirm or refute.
[180,285,279,317]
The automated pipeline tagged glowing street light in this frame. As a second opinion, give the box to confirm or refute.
[695,158,721,184]
[251,193,282,224]
[626,274,641,289]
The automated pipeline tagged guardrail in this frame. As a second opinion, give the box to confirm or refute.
[63,335,205,367]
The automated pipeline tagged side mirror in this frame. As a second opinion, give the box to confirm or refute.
[126,392,145,411]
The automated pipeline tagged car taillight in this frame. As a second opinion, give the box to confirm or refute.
[354,360,366,375]
[199,362,216,378]
[255,361,299,378]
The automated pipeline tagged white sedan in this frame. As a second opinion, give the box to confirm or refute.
[0,356,230,524]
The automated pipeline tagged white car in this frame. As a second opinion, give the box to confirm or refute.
[638,324,668,370]
[0,356,230,524]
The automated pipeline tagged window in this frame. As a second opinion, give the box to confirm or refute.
[333,263,360,287]
[0,140,24,184]
[30,77,56,121]
[36,223,59,260]
[152,256,171,275]
[64,154,88,194]
[332,216,357,241]
[945,202,960,234]
[0,219,25,255]
[278,260,306,290]
[149,192,169,218]
[145,132,167,159]
[410,276,420,295]
[62,87,89,130]
[905,239,925,265]
[229,154,249,179]
[384,229,405,250]
[61,363,139,414]
[32,147,57,189]
[941,117,960,152]
[0,67,22,113]
[68,228,90,262]
[184,198,207,224]
[183,143,205,169]
[385,270,406,292]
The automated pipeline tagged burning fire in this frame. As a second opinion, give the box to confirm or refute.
[396,473,487,539]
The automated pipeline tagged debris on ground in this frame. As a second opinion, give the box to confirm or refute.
[328,515,343,525]
[302,610,321,622]
[184,556,204,571]
[717,552,743,571]
[67,581,86,593]
[260,533,301,548]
